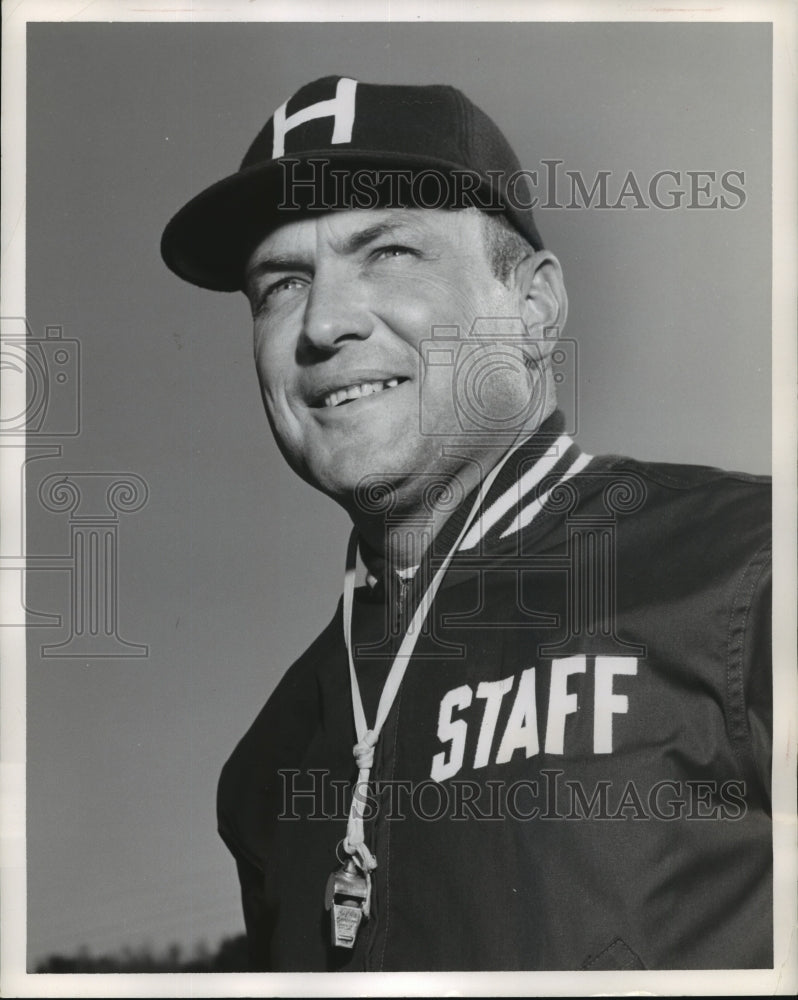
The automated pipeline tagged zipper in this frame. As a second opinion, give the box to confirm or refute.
[392,574,411,636]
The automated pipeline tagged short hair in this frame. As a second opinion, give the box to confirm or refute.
[479,211,535,284]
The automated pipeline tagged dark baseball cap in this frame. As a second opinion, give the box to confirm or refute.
[160,75,544,292]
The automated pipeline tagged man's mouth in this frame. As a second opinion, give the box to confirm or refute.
[319,377,408,409]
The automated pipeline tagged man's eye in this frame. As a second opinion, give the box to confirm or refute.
[252,276,306,313]
[371,244,419,262]
[267,276,306,297]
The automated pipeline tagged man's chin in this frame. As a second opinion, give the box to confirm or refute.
[301,452,475,523]
[305,462,417,508]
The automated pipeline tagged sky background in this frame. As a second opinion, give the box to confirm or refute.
[23,20,771,966]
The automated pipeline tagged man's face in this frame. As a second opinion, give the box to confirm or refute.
[245,207,540,509]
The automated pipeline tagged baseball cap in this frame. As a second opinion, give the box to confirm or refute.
[160,75,545,292]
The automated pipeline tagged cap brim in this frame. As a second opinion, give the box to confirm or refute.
[160,149,543,292]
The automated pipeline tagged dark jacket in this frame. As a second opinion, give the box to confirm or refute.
[218,415,772,971]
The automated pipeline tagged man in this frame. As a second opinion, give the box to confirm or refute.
[161,76,771,972]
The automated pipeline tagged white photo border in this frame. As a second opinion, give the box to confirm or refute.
[2,1,795,996]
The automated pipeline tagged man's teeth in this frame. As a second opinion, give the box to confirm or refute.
[323,378,400,408]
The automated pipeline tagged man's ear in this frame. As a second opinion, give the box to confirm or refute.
[512,251,569,343]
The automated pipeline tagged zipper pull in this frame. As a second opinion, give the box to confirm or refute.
[392,574,410,635]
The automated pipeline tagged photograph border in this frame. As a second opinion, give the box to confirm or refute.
[2,1,795,996]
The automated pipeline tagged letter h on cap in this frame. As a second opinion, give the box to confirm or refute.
[271,77,358,158]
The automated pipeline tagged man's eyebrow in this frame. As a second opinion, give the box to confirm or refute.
[338,220,423,255]
[245,254,311,284]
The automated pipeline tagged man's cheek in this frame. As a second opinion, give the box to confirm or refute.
[378,284,466,343]
[255,372,277,413]
[419,367,460,436]
[396,271,487,327]
[257,383,301,447]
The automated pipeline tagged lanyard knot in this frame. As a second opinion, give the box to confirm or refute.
[353,729,377,770]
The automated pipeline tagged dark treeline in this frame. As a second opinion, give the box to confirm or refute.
[35,933,249,973]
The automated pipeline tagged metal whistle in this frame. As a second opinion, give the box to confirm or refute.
[324,858,371,949]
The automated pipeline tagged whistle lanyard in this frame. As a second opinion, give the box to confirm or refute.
[339,443,523,874]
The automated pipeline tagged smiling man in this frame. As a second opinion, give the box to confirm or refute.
[244,205,565,563]
[161,76,772,973]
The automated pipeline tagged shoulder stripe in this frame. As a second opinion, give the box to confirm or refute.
[459,434,575,552]
[499,451,593,539]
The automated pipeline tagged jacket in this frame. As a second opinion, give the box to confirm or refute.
[217,412,772,971]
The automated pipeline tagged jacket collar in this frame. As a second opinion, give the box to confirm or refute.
[358,411,592,591]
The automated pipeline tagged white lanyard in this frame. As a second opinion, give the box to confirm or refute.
[339,443,522,874]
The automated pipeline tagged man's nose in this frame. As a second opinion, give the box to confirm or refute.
[299,269,374,355]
